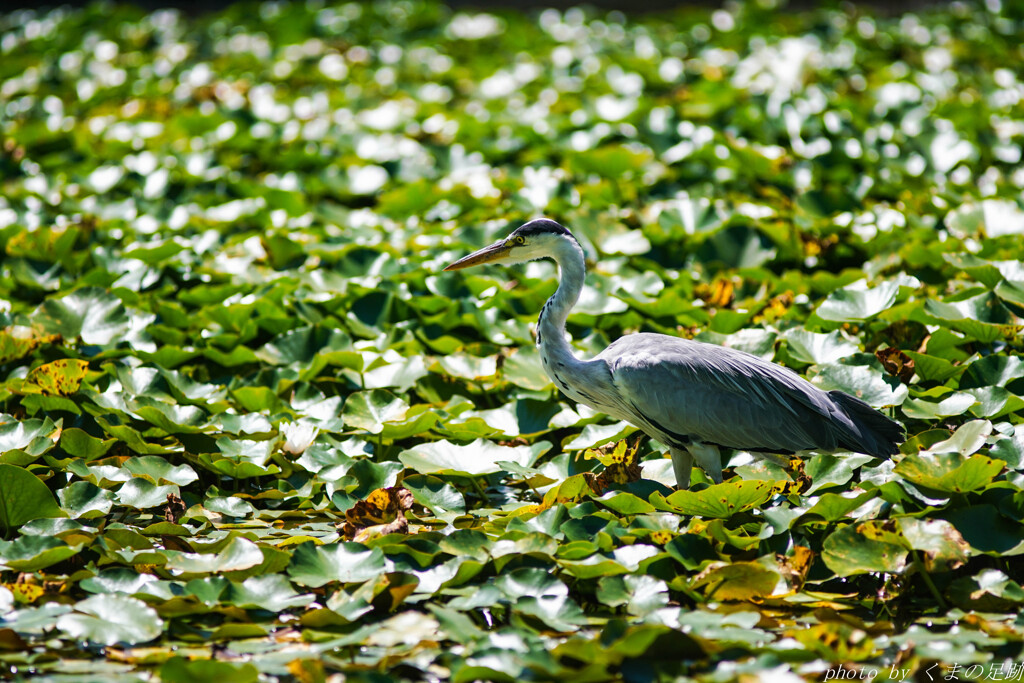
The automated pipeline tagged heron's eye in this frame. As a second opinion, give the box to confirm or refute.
[514,235,526,245]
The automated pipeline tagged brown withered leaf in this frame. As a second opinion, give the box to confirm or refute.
[753,292,793,324]
[161,535,194,553]
[695,278,736,308]
[777,546,814,592]
[875,346,915,383]
[0,628,27,651]
[773,458,813,495]
[164,493,186,524]
[584,438,643,495]
[800,232,838,257]
[339,486,414,542]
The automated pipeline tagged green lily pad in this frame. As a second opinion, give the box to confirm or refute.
[894,452,1003,495]
[32,288,132,346]
[899,517,970,572]
[691,561,780,600]
[398,439,549,476]
[117,479,179,509]
[942,505,1024,556]
[123,456,198,486]
[56,594,163,645]
[164,537,264,575]
[658,480,775,518]
[342,389,409,434]
[58,481,116,518]
[821,521,908,577]
[59,428,116,460]
[923,294,1019,343]
[816,280,898,323]
[0,535,80,571]
[783,329,859,365]
[287,541,387,587]
[811,363,908,408]
[223,574,314,611]
[0,464,64,533]
[0,418,60,458]
[901,391,976,420]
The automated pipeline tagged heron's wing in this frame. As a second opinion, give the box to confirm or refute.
[597,334,844,453]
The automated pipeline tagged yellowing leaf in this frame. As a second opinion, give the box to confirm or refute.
[339,486,414,542]
[663,480,776,518]
[4,582,44,605]
[24,359,89,396]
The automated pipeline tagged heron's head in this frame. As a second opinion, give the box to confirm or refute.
[443,218,576,271]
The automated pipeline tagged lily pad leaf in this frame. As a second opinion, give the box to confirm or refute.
[123,456,198,486]
[811,363,908,408]
[0,418,60,457]
[923,294,1019,343]
[0,535,80,571]
[0,464,64,533]
[159,657,260,683]
[22,359,89,396]
[901,392,976,420]
[398,439,549,476]
[926,420,992,456]
[224,574,315,612]
[899,518,969,573]
[990,425,1024,468]
[942,505,1024,556]
[901,351,963,383]
[502,347,552,390]
[660,480,775,518]
[342,390,409,434]
[895,451,1003,495]
[822,521,908,577]
[59,428,115,460]
[56,594,163,645]
[783,329,859,365]
[438,353,498,380]
[164,537,264,575]
[117,479,179,509]
[287,541,387,587]
[691,561,781,600]
[256,325,354,366]
[959,355,1024,390]
[403,474,467,519]
[58,481,116,518]
[817,280,898,322]
[32,288,132,346]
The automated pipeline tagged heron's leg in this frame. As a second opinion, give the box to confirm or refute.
[669,447,693,489]
[687,442,723,483]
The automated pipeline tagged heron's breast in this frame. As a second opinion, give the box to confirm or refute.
[541,352,624,417]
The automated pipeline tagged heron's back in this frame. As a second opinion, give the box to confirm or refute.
[596,333,904,457]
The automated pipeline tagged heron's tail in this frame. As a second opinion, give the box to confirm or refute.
[828,390,905,458]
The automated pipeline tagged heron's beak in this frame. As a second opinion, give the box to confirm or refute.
[443,240,512,271]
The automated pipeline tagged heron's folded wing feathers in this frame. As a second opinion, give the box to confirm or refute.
[599,335,844,453]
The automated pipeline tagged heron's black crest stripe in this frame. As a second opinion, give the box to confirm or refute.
[515,219,574,239]
[537,300,551,346]
[554,373,571,393]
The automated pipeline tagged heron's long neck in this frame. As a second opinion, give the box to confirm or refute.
[537,237,586,366]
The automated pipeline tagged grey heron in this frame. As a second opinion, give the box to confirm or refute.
[444,218,905,489]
